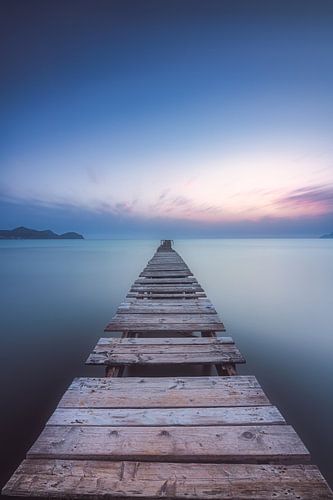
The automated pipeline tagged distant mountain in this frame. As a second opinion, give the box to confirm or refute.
[320,232,333,239]
[0,226,84,240]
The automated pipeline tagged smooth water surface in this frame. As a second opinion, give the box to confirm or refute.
[0,239,332,488]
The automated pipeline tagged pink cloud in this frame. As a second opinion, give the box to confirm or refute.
[275,185,333,215]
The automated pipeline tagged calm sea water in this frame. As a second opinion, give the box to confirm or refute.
[0,239,332,489]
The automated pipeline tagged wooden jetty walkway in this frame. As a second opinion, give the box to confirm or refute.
[2,240,333,498]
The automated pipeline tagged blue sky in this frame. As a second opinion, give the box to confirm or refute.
[1,0,333,237]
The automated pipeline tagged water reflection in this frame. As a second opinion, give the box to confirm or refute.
[0,239,332,488]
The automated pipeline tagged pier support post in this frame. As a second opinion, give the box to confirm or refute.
[105,331,135,377]
[201,330,238,376]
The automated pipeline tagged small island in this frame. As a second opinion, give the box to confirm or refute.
[0,226,84,240]
[320,232,333,239]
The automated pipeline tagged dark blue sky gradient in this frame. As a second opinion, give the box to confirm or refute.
[1,0,333,237]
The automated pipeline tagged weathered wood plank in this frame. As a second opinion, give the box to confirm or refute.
[58,376,271,408]
[148,256,184,260]
[47,406,285,427]
[86,350,245,366]
[128,289,204,293]
[104,324,223,332]
[92,345,238,355]
[146,267,189,270]
[143,271,190,274]
[135,278,198,284]
[140,271,193,277]
[148,260,185,264]
[107,313,222,322]
[144,268,191,272]
[129,291,204,297]
[130,286,204,292]
[149,256,184,260]
[117,304,217,314]
[105,313,224,332]
[122,298,213,305]
[150,260,184,263]
[4,460,332,499]
[144,264,190,268]
[147,264,188,268]
[27,425,310,464]
[95,337,234,345]
[126,293,206,300]
[87,337,243,365]
[91,343,235,356]
[147,264,188,267]
[90,342,239,356]
[143,266,191,273]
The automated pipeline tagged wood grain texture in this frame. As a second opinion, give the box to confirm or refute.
[94,337,235,345]
[88,353,244,365]
[126,293,204,299]
[122,297,212,303]
[121,298,213,305]
[130,286,204,292]
[140,272,193,277]
[47,406,285,427]
[104,325,222,332]
[117,304,217,314]
[86,340,244,365]
[143,265,190,269]
[104,313,225,332]
[27,425,310,464]
[4,460,332,499]
[58,376,271,408]
[106,314,223,323]
[135,278,198,284]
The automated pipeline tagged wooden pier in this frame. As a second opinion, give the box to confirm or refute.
[2,240,333,498]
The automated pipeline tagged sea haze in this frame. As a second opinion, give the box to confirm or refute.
[0,239,332,488]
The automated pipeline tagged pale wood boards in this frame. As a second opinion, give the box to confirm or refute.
[104,314,225,332]
[104,323,222,332]
[143,265,191,270]
[117,307,217,314]
[94,337,235,345]
[128,290,206,298]
[117,303,217,314]
[114,245,226,349]
[87,352,244,365]
[143,266,191,271]
[105,312,224,324]
[4,460,332,499]
[105,312,224,331]
[122,298,211,305]
[27,425,310,464]
[135,278,198,284]
[130,285,204,292]
[140,271,193,278]
[148,261,186,265]
[137,255,202,304]
[106,313,223,324]
[58,376,271,408]
[127,292,205,299]
[121,298,213,305]
[47,406,285,427]
[86,337,244,365]
[150,257,183,260]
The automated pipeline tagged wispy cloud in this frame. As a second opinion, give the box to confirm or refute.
[147,191,224,220]
[2,176,333,232]
[275,185,333,215]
